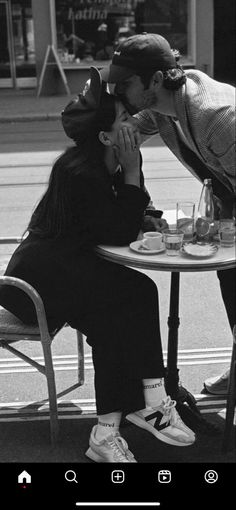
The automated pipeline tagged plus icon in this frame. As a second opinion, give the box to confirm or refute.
[111,470,125,483]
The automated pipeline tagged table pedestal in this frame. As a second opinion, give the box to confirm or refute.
[165,272,220,435]
[96,242,235,436]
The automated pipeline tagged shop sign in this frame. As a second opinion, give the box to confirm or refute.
[67,1,133,21]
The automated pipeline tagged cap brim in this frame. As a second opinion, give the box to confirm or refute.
[87,66,102,106]
[100,64,135,83]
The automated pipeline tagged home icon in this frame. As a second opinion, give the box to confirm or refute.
[18,470,31,484]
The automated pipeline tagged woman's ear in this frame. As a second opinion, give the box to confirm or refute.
[98,131,112,146]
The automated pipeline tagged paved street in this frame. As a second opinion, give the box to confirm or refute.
[0,120,232,425]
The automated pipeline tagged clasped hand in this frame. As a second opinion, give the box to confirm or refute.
[114,126,141,173]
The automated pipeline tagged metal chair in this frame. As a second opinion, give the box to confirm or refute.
[0,276,84,446]
[222,325,236,452]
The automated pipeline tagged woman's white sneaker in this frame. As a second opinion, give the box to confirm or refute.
[85,425,137,462]
[126,396,195,447]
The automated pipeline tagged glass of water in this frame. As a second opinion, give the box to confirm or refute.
[176,202,195,242]
[163,229,184,256]
[219,219,235,247]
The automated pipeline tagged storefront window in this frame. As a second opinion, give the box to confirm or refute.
[55,0,195,66]
[11,0,36,77]
[0,0,36,88]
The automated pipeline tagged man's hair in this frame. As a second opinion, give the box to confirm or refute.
[136,65,186,90]
[136,51,186,90]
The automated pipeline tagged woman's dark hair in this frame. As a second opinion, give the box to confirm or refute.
[27,92,116,239]
[137,50,186,90]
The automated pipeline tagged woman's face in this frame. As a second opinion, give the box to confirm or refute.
[107,100,139,147]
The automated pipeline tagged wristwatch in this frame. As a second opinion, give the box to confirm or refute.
[144,209,163,218]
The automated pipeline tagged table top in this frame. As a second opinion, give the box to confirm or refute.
[96,242,236,272]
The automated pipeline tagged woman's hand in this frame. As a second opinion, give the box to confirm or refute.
[115,126,141,167]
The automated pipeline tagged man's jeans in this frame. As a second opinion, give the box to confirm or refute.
[217,268,236,330]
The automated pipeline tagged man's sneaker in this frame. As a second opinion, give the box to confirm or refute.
[204,369,230,395]
[126,396,195,447]
[85,425,137,463]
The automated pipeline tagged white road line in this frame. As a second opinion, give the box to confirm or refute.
[0,348,231,374]
[0,394,231,424]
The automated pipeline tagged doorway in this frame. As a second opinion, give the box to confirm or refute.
[0,0,36,88]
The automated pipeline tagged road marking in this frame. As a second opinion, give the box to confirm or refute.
[0,395,233,423]
[0,348,231,373]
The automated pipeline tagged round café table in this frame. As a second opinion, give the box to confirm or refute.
[96,241,236,433]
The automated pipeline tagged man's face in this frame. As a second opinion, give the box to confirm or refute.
[114,74,157,114]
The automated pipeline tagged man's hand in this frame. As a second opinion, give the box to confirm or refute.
[142,216,168,232]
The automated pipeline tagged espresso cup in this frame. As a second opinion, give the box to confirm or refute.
[141,231,163,250]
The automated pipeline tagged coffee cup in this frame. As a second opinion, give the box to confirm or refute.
[141,231,163,250]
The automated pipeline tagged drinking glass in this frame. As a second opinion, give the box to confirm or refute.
[176,202,195,242]
[163,229,184,256]
[219,219,235,247]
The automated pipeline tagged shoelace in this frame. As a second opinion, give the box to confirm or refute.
[106,434,134,461]
[161,396,179,427]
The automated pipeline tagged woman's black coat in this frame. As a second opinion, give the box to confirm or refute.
[0,158,150,332]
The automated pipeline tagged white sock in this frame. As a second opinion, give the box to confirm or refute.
[95,412,122,441]
[142,378,167,409]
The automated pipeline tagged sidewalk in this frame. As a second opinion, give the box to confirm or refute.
[0,410,233,463]
[0,89,74,122]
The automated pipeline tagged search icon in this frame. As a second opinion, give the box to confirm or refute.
[65,470,78,483]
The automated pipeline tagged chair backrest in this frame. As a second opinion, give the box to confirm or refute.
[0,276,51,340]
[0,237,23,244]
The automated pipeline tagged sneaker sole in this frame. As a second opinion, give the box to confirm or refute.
[85,446,108,463]
[85,446,137,463]
[204,384,228,396]
[126,414,195,447]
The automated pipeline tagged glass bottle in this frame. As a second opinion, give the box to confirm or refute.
[196,179,214,243]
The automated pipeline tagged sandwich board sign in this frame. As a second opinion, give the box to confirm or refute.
[37,45,70,97]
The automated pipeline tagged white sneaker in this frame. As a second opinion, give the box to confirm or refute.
[85,425,137,463]
[126,396,195,447]
[204,369,230,395]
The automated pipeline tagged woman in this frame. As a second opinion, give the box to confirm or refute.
[0,68,195,462]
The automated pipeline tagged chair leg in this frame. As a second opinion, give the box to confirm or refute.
[222,346,236,453]
[76,330,85,386]
[41,340,60,446]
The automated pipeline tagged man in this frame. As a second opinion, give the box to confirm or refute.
[101,32,236,396]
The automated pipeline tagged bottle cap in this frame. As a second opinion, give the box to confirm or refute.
[203,178,212,185]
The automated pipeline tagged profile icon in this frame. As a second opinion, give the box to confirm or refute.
[204,470,218,484]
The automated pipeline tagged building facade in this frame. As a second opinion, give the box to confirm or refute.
[0,0,234,93]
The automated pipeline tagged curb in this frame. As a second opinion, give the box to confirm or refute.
[0,113,61,123]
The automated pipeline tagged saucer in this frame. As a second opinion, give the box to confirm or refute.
[181,243,218,258]
[129,240,166,255]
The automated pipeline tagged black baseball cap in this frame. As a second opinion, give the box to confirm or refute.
[62,66,104,140]
[100,33,177,83]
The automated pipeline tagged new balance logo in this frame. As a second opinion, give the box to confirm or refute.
[145,410,169,431]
